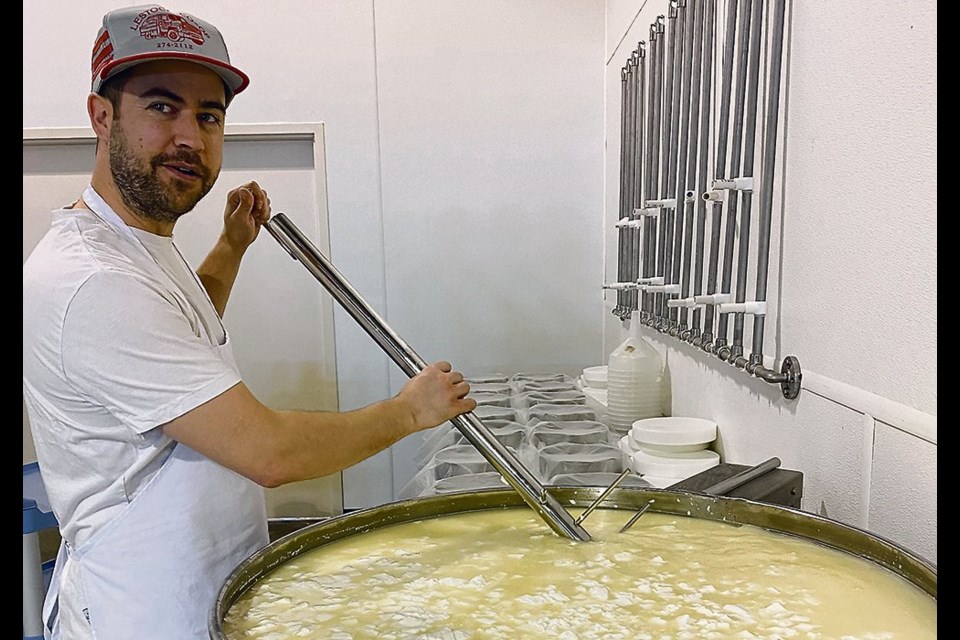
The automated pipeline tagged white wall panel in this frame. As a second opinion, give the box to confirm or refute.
[604,0,936,561]
[869,422,937,564]
[372,1,606,491]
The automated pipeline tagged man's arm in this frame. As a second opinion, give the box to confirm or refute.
[196,181,270,316]
[162,361,476,487]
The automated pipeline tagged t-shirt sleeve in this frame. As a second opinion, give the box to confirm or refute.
[61,269,242,434]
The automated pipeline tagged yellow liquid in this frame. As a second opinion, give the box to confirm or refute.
[223,509,936,639]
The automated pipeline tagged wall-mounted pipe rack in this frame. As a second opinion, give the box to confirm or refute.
[607,0,801,400]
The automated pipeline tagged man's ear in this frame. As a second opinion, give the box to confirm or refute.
[87,92,114,141]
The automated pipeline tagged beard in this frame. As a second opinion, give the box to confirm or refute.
[108,124,218,224]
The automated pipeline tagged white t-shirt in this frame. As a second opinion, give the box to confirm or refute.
[22,205,242,548]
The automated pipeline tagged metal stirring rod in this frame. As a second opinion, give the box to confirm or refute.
[264,213,592,542]
[575,469,633,525]
[619,457,782,533]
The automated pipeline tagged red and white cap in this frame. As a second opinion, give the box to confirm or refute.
[91,4,249,102]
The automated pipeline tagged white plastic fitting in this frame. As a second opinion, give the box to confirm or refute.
[666,297,699,308]
[636,276,665,286]
[634,207,660,217]
[717,301,767,315]
[711,176,754,192]
[644,198,677,209]
[603,282,640,290]
[615,217,643,229]
[684,190,697,203]
[693,293,732,305]
[702,190,724,202]
[645,284,681,294]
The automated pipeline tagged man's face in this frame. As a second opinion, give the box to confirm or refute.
[107,60,227,224]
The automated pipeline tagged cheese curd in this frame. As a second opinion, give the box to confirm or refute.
[223,508,936,639]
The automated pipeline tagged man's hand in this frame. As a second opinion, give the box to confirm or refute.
[222,181,271,254]
[395,361,477,432]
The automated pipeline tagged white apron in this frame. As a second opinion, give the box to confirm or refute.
[42,187,269,639]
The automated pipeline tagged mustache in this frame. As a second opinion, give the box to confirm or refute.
[151,151,210,181]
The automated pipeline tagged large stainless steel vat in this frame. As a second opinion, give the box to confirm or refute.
[210,487,937,638]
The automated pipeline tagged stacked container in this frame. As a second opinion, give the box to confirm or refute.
[618,417,720,488]
[605,336,663,434]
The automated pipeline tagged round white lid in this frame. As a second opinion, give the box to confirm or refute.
[630,416,717,447]
[630,448,720,477]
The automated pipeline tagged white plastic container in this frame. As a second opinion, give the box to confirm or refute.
[630,416,717,453]
[605,336,662,432]
[629,448,720,478]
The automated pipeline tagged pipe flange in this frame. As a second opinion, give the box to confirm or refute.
[780,355,802,400]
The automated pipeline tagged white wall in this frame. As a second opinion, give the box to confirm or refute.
[604,0,937,564]
[23,1,605,508]
[25,0,935,567]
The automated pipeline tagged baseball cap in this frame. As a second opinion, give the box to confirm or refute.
[91,4,249,103]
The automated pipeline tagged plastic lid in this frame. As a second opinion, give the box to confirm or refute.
[582,365,608,388]
[630,416,717,447]
[630,448,720,478]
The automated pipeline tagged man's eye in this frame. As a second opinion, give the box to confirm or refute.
[148,102,174,114]
[199,113,223,126]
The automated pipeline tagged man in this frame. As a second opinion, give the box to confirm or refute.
[22,5,476,639]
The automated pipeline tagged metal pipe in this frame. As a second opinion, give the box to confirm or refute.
[264,213,591,542]
[615,65,629,319]
[715,0,754,360]
[702,457,781,495]
[641,32,659,322]
[630,46,646,314]
[679,0,706,334]
[650,10,672,327]
[669,0,696,333]
[702,0,740,352]
[659,2,685,330]
[615,60,637,321]
[751,0,787,361]
[690,0,716,344]
[623,57,639,320]
[731,0,765,361]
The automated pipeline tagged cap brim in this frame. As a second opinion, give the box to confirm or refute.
[94,52,249,100]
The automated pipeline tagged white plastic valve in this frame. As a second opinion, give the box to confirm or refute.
[637,276,664,286]
[634,207,660,217]
[702,190,724,202]
[693,293,732,305]
[615,217,643,229]
[717,301,767,315]
[666,297,699,308]
[603,282,640,290]
[684,190,696,203]
[645,284,681,294]
[711,177,754,192]
[645,198,677,209]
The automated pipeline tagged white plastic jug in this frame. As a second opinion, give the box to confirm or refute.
[606,336,662,432]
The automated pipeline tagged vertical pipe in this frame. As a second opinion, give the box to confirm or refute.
[703,0,741,351]
[731,0,765,361]
[679,0,705,334]
[750,0,787,362]
[615,63,631,319]
[643,32,659,322]
[670,0,697,333]
[690,0,716,342]
[629,50,641,314]
[652,10,673,327]
[655,10,676,329]
[716,0,754,357]
[630,44,647,315]
[623,54,639,320]
[617,54,636,320]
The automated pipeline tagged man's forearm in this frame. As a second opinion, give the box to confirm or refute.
[197,237,244,317]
